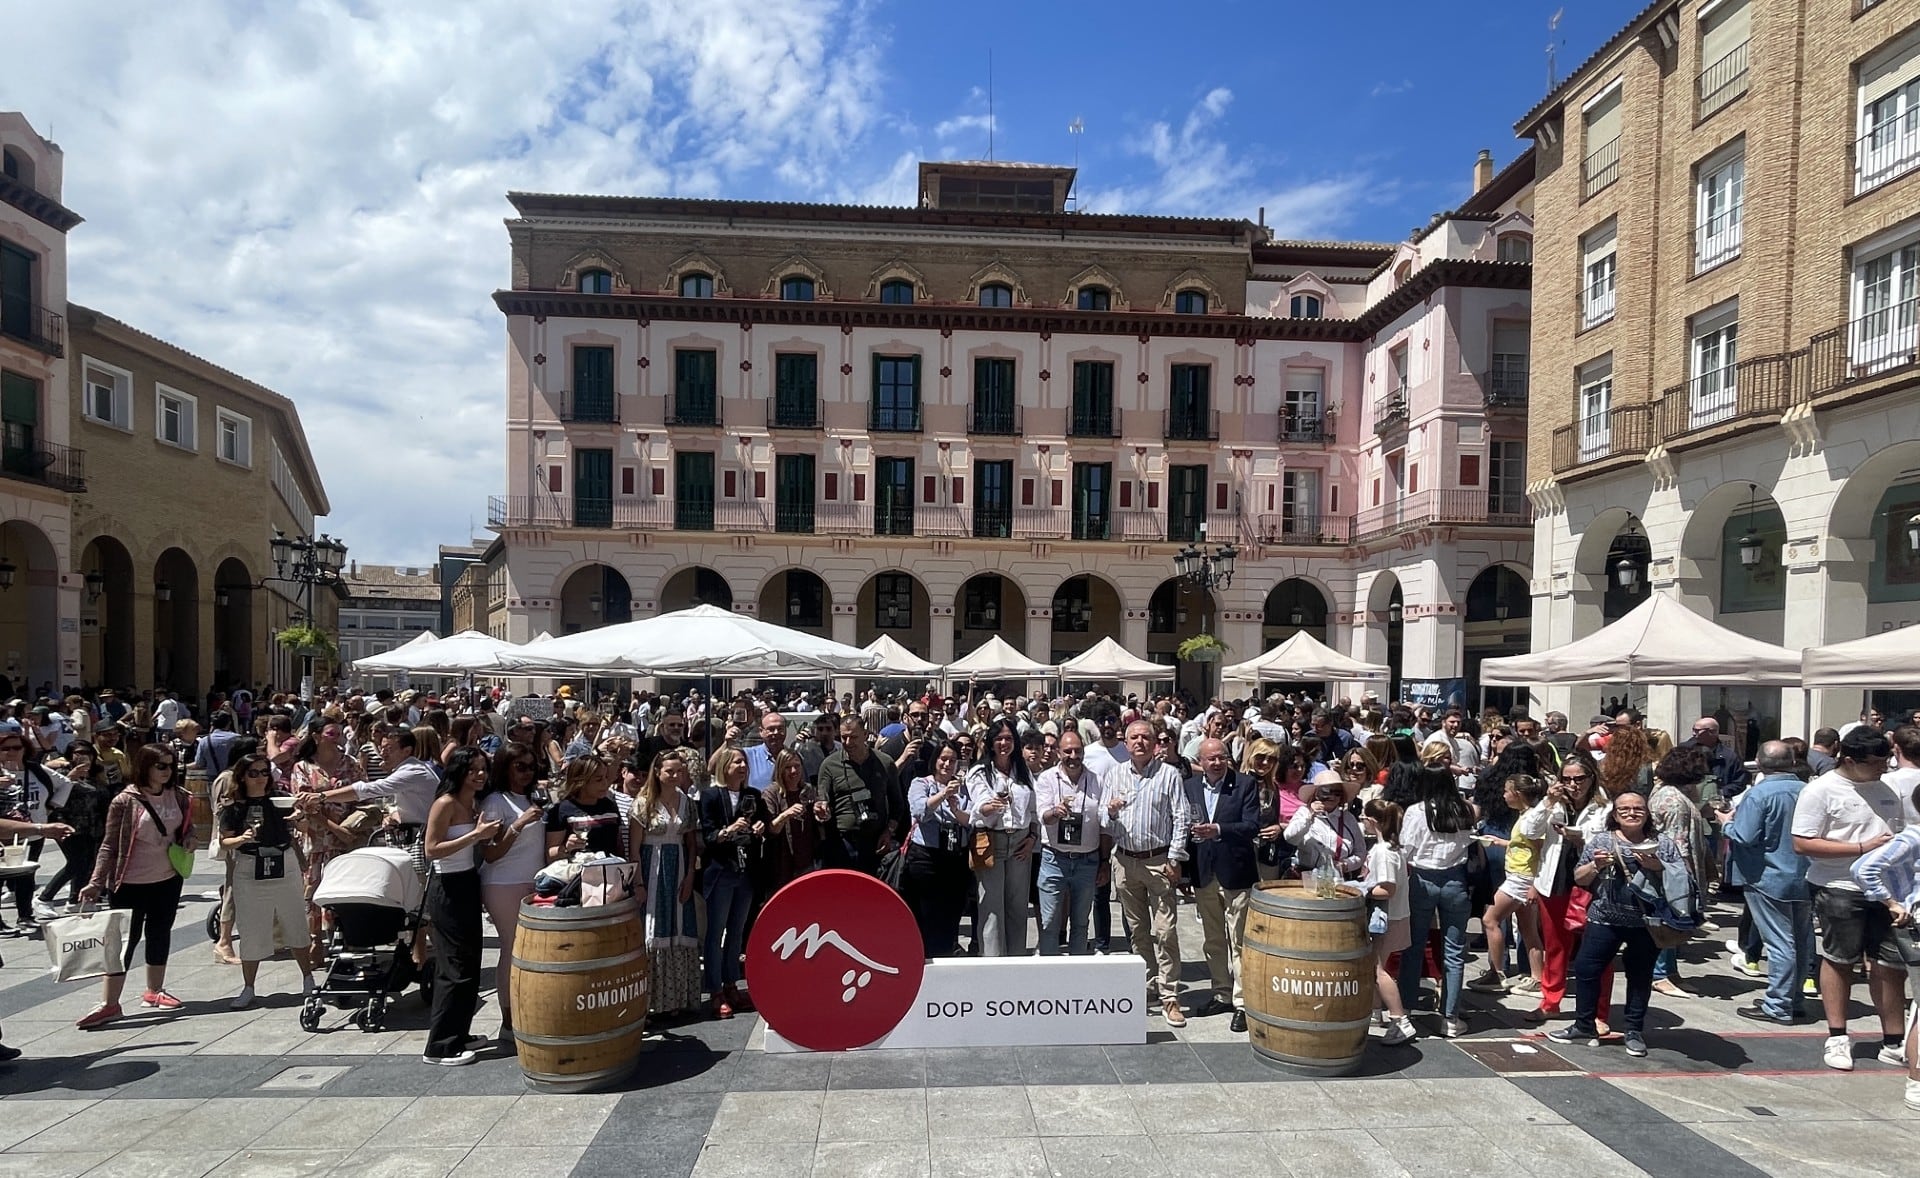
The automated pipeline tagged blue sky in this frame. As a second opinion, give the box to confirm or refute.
[2,0,1645,564]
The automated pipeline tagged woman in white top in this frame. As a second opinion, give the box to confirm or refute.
[1527,749,1612,1024]
[967,718,1040,956]
[422,746,502,1066]
[1393,751,1478,1038]
[1284,771,1366,879]
[477,741,548,1040]
[629,750,700,1014]
[1363,799,1416,1045]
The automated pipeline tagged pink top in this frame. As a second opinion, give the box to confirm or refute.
[125,791,182,885]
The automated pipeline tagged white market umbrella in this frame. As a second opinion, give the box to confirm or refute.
[1802,625,1920,688]
[352,629,437,673]
[1221,629,1391,683]
[944,635,1056,679]
[356,629,523,676]
[863,634,945,676]
[1480,592,1801,688]
[497,604,881,676]
[1058,637,1167,680]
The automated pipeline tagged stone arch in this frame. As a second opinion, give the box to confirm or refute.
[0,519,60,693]
[1159,268,1225,313]
[1262,577,1331,649]
[662,250,730,296]
[659,565,732,612]
[954,573,1029,658]
[80,534,137,689]
[213,556,256,689]
[856,570,931,656]
[1679,479,1783,562]
[1063,263,1129,311]
[1572,506,1650,576]
[153,547,200,695]
[1827,437,1920,543]
[556,248,632,295]
[862,259,931,302]
[1048,572,1125,656]
[963,259,1030,307]
[558,563,633,633]
[758,567,833,635]
[764,254,831,300]
[1464,563,1531,623]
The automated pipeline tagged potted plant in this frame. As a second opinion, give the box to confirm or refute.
[1176,633,1228,663]
[274,623,337,661]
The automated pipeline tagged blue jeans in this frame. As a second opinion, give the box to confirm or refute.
[1038,847,1100,955]
[1745,889,1814,1021]
[1651,945,1679,982]
[1573,922,1656,1036]
[702,866,753,993]
[1398,865,1471,1018]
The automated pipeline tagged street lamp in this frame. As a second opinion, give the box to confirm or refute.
[1387,600,1402,625]
[1612,521,1646,593]
[1907,512,1920,553]
[155,581,172,603]
[83,568,105,602]
[1174,542,1237,592]
[264,531,351,685]
[1736,483,1764,570]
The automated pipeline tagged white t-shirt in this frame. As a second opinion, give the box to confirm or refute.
[1882,766,1920,825]
[1364,842,1410,922]
[478,792,549,887]
[1399,800,1473,871]
[1080,741,1122,782]
[1791,769,1909,891]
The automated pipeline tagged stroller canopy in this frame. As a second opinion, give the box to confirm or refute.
[313,846,425,913]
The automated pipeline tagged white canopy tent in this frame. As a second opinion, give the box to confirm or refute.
[943,635,1057,680]
[496,604,882,676]
[1801,626,1920,688]
[1058,637,1168,680]
[1220,630,1392,684]
[354,629,517,675]
[1479,592,1802,688]
[862,634,945,677]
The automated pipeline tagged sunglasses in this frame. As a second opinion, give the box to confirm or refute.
[244,768,270,778]
[1614,806,1648,814]
[154,761,177,771]
[1559,773,1590,783]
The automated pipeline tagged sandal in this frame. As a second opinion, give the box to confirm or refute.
[212,947,241,966]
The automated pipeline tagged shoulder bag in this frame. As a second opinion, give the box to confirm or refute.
[132,792,196,879]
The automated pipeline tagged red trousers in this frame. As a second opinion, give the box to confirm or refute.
[1538,886,1612,1019]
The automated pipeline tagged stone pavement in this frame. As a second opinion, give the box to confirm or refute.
[0,861,1917,1177]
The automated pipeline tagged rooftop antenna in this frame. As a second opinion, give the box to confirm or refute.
[987,50,995,161]
[1547,7,1565,89]
[1068,117,1084,210]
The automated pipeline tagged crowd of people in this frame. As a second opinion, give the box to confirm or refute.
[0,681,1914,1111]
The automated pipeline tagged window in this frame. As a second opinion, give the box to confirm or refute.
[1690,300,1740,428]
[83,359,132,429]
[972,357,1017,434]
[679,272,714,298]
[875,457,914,536]
[1577,355,1614,462]
[871,355,921,432]
[216,408,252,467]
[577,268,613,294]
[772,353,818,428]
[674,451,715,531]
[1488,441,1526,518]
[671,349,718,425]
[1168,464,1206,542]
[963,575,1004,629]
[1281,469,1320,536]
[1582,82,1623,197]
[1288,293,1322,319]
[1489,323,1529,405]
[1173,288,1208,314]
[155,386,197,450]
[978,283,1013,308]
[1388,344,1410,400]
[779,275,815,301]
[1168,365,1210,439]
[1070,361,1114,436]
[775,454,815,534]
[1076,286,1111,311]
[1392,262,1412,287]
[1695,143,1745,272]
[0,148,21,181]
[0,242,39,350]
[1496,234,1533,263]
[1282,368,1324,440]
[1071,463,1111,540]
[878,279,915,305]
[1698,0,1751,118]
[1851,235,1919,373]
[1857,29,1920,194]
[874,573,913,629]
[973,460,1012,538]
[572,345,616,422]
[1582,221,1618,327]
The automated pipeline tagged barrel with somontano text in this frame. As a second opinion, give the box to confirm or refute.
[510,896,648,1092]
[1241,880,1376,1075]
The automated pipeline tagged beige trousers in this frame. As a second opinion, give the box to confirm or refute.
[1192,880,1249,1007]
[1114,851,1181,1001]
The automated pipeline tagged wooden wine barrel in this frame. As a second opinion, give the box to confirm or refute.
[1241,880,1377,1076]
[184,769,213,850]
[510,897,649,1092]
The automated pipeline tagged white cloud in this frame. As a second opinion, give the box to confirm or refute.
[1370,79,1414,98]
[3,0,885,564]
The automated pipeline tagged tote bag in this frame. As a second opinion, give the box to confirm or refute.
[43,908,130,983]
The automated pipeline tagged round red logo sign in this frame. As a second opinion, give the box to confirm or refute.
[745,869,926,1051]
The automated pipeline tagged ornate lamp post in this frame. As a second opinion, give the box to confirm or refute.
[267,531,349,687]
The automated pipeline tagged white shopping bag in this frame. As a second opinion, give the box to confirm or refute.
[43,908,129,983]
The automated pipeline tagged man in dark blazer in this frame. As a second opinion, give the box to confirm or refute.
[1183,737,1262,1031]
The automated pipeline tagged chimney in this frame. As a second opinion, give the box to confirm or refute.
[1473,149,1495,193]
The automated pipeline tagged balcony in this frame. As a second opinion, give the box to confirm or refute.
[1583,284,1616,329]
[1164,408,1219,442]
[1698,40,1749,119]
[1251,514,1350,546]
[969,404,1021,436]
[485,495,669,529]
[774,501,816,534]
[1854,116,1920,195]
[0,303,64,358]
[1485,356,1529,408]
[1350,489,1528,544]
[1583,135,1621,199]
[665,392,721,427]
[556,390,619,424]
[875,501,917,536]
[1068,408,1117,438]
[767,400,823,430]
[1846,295,1919,378]
[1550,404,1654,473]
[816,502,873,536]
[674,497,715,532]
[1486,494,1532,529]
[715,500,770,533]
[1202,510,1247,545]
[1066,511,1109,541]
[1118,510,1166,541]
[1694,212,1743,273]
[1373,395,1408,434]
[870,404,922,433]
[970,503,1012,538]
[1278,409,1328,443]
[0,439,85,493]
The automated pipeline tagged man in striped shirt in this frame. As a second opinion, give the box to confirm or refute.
[1104,720,1192,1026]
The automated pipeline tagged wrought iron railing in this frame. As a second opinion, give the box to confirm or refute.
[870,404,922,433]
[1486,355,1529,407]
[1251,513,1349,546]
[1068,408,1117,437]
[1373,395,1408,434]
[1279,409,1328,443]
[1698,40,1750,119]
[1164,408,1219,442]
[1854,114,1920,195]
[0,439,84,492]
[1583,135,1621,198]
[0,302,63,358]
[969,404,1021,436]
[665,392,721,427]
[767,399,822,430]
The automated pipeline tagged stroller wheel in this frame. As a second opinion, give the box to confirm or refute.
[298,1002,323,1033]
[365,995,387,1032]
[205,905,221,943]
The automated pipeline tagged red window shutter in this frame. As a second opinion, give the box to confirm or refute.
[1266,485,1275,510]
[1408,465,1420,494]
[1051,479,1063,507]
[548,465,562,493]
[854,473,866,501]
[754,471,767,498]
[952,476,964,503]
[1022,478,1035,507]
[651,468,665,496]
[1214,483,1228,510]
[724,470,738,499]
[825,472,839,501]
[1459,455,1480,487]
[922,475,937,503]
[621,467,635,495]
[1148,483,1160,509]
[1119,481,1132,509]
[1330,485,1340,512]
[1372,478,1381,506]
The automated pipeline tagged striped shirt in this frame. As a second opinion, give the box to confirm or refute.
[1101,757,1191,861]
[1854,826,1920,911]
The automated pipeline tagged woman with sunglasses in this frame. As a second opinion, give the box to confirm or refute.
[219,752,316,1009]
[422,746,503,1065]
[1342,748,1382,805]
[1241,738,1290,881]
[39,740,109,911]
[288,719,368,940]
[76,744,195,1028]
[477,742,547,1041]
[1528,749,1611,1023]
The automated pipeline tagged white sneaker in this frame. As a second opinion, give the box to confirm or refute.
[230,986,256,1011]
[1443,1017,1469,1039]
[1823,1035,1855,1072]
[1904,1077,1920,1112]
[30,899,58,922]
[422,1050,478,1067]
[1875,1042,1907,1068]
[1381,1017,1418,1045]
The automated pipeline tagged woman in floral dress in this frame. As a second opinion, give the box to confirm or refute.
[287,719,367,935]
[628,749,701,1016]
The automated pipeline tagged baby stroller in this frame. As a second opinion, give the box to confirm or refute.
[303,845,429,1032]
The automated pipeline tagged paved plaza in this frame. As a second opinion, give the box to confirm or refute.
[0,862,1916,1178]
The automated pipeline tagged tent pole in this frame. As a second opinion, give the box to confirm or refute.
[705,671,714,758]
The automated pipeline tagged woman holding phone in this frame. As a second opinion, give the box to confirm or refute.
[966,718,1039,957]
[422,746,503,1066]
[218,752,315,1009]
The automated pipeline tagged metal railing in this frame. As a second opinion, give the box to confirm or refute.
[1854,116,1920,195]
[1698,40,1750,119]
[674,498,715,532]
[1486,495,1532,528]
[1118,510,1166,541]
[1583,135,1621,198]
[870,404,922,433]
[1550,403,1653,473]
[715,501,770,532]
[1350,489,1525,543]
[665,392,721,427]
[970,504,1013,539]
[767,400,822,430]
[1250,513,1349,546]
[486,495,670,529]
[1164,408,1219,442]
[1066,511,1108,541]
[1373,395,1408,434]
[1486,355,1529,407]
[1694,209,1743,272]
[0,303,64,358]
[774,502,816,534]
[1279,409,1328,443]
[875,501,917,536]
[969,404,1021,436]
[1068,408,1117,438]
[816,502,873,535]
[0,439,84,492]
[1012,506,1069,539]
[1848,296,1919,378]
[1202,510,1246,545]
[557,390,619,424]
[1584,281,1616,327]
